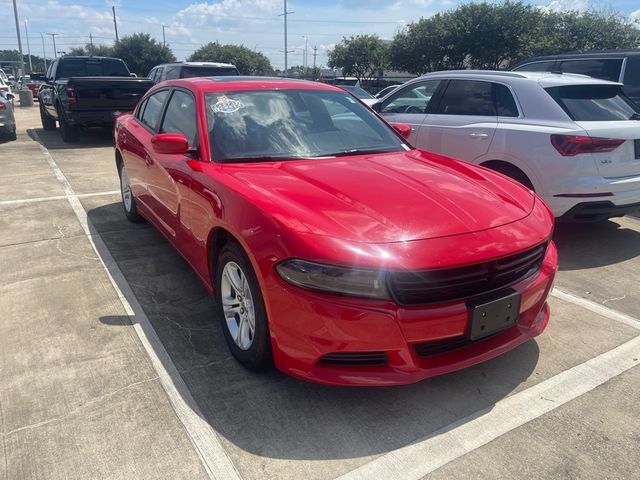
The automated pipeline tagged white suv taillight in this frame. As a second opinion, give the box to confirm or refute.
[551,134,624,157]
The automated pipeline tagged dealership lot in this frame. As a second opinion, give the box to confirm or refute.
[1,106,639,479]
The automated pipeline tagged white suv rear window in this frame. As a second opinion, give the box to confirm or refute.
[545,85,640,121]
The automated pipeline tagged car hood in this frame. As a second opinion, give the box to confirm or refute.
[222,149,535,243]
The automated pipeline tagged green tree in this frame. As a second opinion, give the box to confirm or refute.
[328,34,389,83]
[111,33,175,76]
[67,44,114,57]
[188,43,273,75]
[0,49,48,73]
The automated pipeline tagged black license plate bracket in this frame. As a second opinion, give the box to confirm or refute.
[468,291,521,341]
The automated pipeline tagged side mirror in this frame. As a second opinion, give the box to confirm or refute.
[392,123,412,139]
[370,102,381,113]
[151,133,190,155]
[6,93,15,101]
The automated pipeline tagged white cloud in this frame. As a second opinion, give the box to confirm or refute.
[538,0,590,13]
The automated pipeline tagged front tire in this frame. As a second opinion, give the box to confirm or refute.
[118,162,143,223]
[40,103,56,131]
[215,242,272,371]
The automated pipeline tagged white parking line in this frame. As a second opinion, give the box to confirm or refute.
[338,333,640,480]
[0,190,120,206]
[552,288,640,331]
[29,130,241,480]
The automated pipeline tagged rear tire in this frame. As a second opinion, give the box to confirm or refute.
[215,242,272,371]
[7,129,17,141]
[118,162,144,223]
[485,163,535,191]
[58,110,79,143]
[40,103,56,131]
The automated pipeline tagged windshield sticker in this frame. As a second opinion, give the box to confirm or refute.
[212,96,244,114]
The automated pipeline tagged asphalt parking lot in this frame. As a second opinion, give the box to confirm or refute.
[1,104,639,480]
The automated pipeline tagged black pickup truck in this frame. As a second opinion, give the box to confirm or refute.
[38,56,153,142]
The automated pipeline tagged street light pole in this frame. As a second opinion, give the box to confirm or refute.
[162,25,166,47]
[47,33,58,58]
[24,19,32,73]
[11,0,26,77]
[40,33,47,70]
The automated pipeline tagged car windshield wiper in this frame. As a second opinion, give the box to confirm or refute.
[319,148,396,157]
[222,155,304,163]
[629,113,640,120]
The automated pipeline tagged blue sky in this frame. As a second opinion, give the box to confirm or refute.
[1,0,639,69]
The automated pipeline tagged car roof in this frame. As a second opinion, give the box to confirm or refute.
[156,61,237,68]
[152,76,345,93]
[419,70,623,87]
[513,49,640,65]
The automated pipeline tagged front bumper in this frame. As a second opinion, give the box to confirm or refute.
[265,242,557,386]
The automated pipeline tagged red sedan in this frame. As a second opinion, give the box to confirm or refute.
[114,77,557,386]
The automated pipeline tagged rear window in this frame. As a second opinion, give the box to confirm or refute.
[545,85,640,121]
[558,59,623,83]
[57,58,130,78]
[180,66,239,78]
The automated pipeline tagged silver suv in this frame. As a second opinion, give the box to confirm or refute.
[148,62,239,84]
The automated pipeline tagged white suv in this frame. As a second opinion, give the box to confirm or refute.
[375,71,640,221]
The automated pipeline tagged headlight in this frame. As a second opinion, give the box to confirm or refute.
[276,259,390,300]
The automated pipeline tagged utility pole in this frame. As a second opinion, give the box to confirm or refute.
[313,45,317,79]
[279,0,294,77]
[40,33,47,70]
[162,25,166,47]
[112,6,119,42]
[46,33,58,58]
[24,19,32,73]
[12,0,26,77]
[89,33,93,48]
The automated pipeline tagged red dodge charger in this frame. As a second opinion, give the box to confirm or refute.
[114,77,557,386]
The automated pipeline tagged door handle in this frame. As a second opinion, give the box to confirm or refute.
[469,133,489,138]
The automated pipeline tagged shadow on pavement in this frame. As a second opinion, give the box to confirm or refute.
[89,203,540,461]
[553,219,640,271]
[28,126,113,149]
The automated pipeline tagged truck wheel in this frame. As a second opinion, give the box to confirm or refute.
[40,104,56,131]
[8,129,17,141]
[58,112,79,143]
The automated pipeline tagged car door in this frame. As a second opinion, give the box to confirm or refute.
[146,89,199,241]
[129,89,170,224]
[418,79,497,162]
[41,60,58,117]
[378,79,443,145]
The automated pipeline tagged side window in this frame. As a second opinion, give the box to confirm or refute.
[559,59,623,82]
[135,98,148,121]
[495,84,519,117]
[160,90,197,145]
[433,80,495,116]
[622,57,640,103]
[140,90,169,130]
[381,80,440,114]
[156,67,165,82]
[513,61,554,72]
[164,66,180,80]
[148,68,156,81]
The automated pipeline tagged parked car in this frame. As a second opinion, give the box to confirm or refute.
[0,76,11,96]
[511,50,640,106]
[340,84,378,106]
[0,91,17,140]
[114,77,557,386]
[374,70,640,222]
[19,74,45,100]
[148,62,239,84]
[375,84,400,99]
[38,56,154,142]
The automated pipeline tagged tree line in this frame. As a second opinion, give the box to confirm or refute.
[328,1,640,83]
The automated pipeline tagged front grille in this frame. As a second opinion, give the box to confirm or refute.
[317,352,388,366]
[388,243,547,306]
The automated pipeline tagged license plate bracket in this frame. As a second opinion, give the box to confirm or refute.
[634,139,640,160]
[468,291,521,341]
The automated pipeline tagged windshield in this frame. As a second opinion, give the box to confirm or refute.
[205,89,407,162]
[545,85,640,121]
[342,85,375,99]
